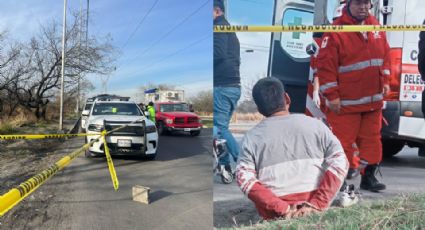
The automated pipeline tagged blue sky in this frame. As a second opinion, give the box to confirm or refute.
[227,0,274,100]
[0,0,212,101]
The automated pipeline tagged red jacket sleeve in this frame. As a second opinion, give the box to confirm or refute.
[381,32,391,85]
[316,34,340,101]
[236,137,290,218]
[308,124,348,210]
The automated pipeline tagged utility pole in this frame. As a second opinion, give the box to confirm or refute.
[59,0,67,130]
[86,0,89,43]
[76,0,83,114]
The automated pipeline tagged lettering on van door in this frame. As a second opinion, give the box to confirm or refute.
[400,73,425,102]
[280,9,313,59]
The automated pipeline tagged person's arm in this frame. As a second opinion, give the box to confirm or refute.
[312,76,321,107]
[316,34,341,113]
[419,20,425,79]
[381,32,391,95]
[307,123,348,211]
[316,34,340,102]
[236,136,290,217]
[214,29,227,65]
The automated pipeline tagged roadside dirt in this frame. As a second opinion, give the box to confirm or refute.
[0,122,77,229]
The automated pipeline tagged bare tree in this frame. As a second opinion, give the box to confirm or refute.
[188,90,213,113]
[10,13,117,120]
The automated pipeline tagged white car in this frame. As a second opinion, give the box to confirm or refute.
[84,101,158,160]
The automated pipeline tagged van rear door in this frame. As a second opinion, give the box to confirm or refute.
[268,0,314,113]
[399,0,424,102]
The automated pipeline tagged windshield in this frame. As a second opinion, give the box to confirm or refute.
[92,103,141,116]
[160,103,189,112]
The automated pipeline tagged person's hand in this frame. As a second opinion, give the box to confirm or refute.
[284,203,319,219]
[328,98,341,113]
[383,84,390,96]
[313,90,321,108]
[291,206,318,218]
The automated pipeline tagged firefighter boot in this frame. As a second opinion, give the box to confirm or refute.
[360,164,386,192]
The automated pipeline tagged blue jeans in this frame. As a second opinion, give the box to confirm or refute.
[214,87,241,166]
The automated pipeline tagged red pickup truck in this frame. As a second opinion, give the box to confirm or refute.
[155,102,202,136]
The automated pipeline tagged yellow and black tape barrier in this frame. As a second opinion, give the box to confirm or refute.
[0,141,94,216]
[214,24,425,33]
[0,118,145,216]
[0,133,98,140]
[102,130,119,191]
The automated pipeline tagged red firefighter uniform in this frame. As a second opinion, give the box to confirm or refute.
[317,7,391,168]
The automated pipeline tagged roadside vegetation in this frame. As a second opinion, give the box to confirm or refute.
[222,194,425,230]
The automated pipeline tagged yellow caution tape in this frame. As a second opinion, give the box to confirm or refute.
[214,24,425,33]
[0,133,98,140]
[0,119,146,216]
[102,130,119,191]
[0,141,94,216]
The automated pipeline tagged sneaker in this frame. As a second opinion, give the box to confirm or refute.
[220,165,233,184]
[346,168,359,179]
[333,183,360,207]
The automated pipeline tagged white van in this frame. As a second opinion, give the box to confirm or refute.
[268,0,425,157]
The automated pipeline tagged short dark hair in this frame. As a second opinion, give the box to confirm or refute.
[148,102,154,106]
[252,77,286,117]
[214,0,225,12]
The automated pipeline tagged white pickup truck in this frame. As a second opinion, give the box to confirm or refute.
[84,100,158,160]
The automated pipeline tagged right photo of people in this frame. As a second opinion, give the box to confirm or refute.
[213,0,425,229]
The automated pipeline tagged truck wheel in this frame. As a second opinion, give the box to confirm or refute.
[157,121,167,135]
[190,130,201,136]
[382,139,405,158]
[144,154,157,161]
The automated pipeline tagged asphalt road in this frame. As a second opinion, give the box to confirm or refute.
[6,129,213,230]
[214,125,425,228]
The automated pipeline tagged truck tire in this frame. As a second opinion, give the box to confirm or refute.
[382,139,405,158]
[144,154,157,161]
[190,130,201,136]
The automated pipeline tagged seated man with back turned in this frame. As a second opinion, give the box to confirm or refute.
[236,77,349,220]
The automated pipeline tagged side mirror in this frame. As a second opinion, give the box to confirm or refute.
[82,110,90,116]
[144,111,149,117]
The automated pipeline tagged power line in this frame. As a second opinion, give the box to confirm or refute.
[126,34,211,77]
[127,0,211,63]
[240,42,269,49]
[240,46,269,52]
[122,0,160,49]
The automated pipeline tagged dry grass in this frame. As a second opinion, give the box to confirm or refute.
[231,113,264,123]
[222,194,425,230]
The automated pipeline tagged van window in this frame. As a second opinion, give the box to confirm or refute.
[280,9,314,59]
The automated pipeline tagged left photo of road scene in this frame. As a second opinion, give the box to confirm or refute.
[0,1,212,229]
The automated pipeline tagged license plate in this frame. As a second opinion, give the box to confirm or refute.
[184,128,191,132]
[117,139,132,147]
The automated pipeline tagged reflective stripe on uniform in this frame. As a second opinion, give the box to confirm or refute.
[338,58,384,73]
[320,82,338,92]
[370,59,384,67]
[340,93,383,106]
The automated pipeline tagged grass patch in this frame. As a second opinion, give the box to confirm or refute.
[202,119,213,128]
[223,194,425,230]
[0,123,17,134]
